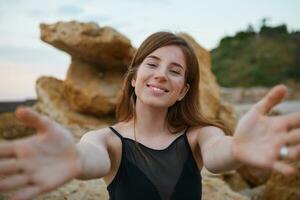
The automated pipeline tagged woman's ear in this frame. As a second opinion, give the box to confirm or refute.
[178,84,190,101]
[131,78,136,87]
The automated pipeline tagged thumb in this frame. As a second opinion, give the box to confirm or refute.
[254,84,288,115]
[16,106,51,133]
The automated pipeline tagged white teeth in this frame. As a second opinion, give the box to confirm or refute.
[150,86,165,92]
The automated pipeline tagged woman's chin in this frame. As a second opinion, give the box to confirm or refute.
[141,100,176,109]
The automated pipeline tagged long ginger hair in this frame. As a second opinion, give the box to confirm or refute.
[116,31,230,134]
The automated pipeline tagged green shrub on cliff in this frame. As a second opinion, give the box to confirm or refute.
[211,24,300,87]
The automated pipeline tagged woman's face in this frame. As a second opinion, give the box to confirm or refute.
[131,45,189,108]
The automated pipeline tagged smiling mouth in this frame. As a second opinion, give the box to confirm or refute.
[147,84,169,93]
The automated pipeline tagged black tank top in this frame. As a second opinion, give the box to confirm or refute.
[107,127,202,200]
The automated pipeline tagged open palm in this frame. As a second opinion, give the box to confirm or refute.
[0,107,82,200]
[233,85,300,175]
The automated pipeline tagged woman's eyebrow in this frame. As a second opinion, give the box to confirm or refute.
[146,55,160,61]
[146,55,184,69]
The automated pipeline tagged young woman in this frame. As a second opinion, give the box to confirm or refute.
[0,32,300,200]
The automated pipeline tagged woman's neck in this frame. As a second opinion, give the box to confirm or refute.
[134,99,169,137]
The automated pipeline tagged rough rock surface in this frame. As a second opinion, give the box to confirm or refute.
[40,21,135,116]
[40,21,135,69]
[34,76,115,129]
[0,179,109,200]
[264,162,300,200]
[202,176,249,200]
[0,112,35,140]
[237,165,271,187]
[220,170,249,192]
[63,58,124,116]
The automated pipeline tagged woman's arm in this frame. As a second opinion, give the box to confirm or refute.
[198,85,300,175]
[196,126,241,173]
[76,129,111,180]
[0,107,111,200]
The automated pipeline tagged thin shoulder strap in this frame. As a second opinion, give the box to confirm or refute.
[109,126,124,140]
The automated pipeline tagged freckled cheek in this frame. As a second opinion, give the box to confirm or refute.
[136,69,153,81]
[171,79,186,90]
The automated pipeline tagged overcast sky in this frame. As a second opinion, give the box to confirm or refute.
[0,0,299,101]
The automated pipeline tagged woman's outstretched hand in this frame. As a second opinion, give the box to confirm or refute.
[233,85,300,176]
[0,107,82,200]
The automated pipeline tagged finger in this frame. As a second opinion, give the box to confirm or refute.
[0,141,16,158]
[272,161,297,176]
[11,186,40,200]
[0,174,28,191]
[286,128,300,145]
[0,159,20,175]
[285,145,300,161]
[15,106,50,132]
[281,113,300,130]
[254,84,287,115]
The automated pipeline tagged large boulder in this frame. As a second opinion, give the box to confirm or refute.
[34,76,115,130]
[40,21,135,69]
[0,112,35,140]
[63,58,124,116]
[40,21,136,116]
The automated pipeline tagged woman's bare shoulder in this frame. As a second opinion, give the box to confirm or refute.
[187,125,225,146]
[189,125,224,136]
[79,122,132,145]
[79,124,118,144]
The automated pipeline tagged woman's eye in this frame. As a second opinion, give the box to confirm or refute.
[147,63,157,68]
[170,70,181,75]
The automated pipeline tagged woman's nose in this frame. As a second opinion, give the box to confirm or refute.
[154,68,167,80]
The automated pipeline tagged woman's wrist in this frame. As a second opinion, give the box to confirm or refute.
[74,144,86,179]
[231,136,243,168]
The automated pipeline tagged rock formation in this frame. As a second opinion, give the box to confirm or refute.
[34,76,115,131]
[0,112,35,140]
[40,21,135,116]
[40,21,134,68]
